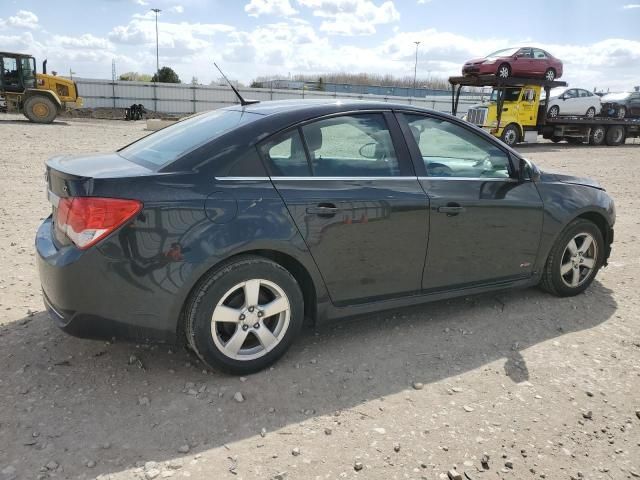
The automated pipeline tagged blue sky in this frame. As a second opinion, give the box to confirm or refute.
[1,0,639,89]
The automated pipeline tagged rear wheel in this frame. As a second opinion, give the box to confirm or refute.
[544,68,556,81]
[589,126,606,146]
[500,124,520,146]
[605,125,625,146]
[540,219,603,297]
[23,95,57,124]
[586,107,596,118]
[497,63,511,78]
[547,105,560,118]
[185,256,304,374]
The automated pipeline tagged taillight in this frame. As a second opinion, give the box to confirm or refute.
[55,197,142,249]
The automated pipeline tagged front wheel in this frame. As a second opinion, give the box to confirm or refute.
[185,256,304,374]
[540,219,604,297]
[500,124,519,146]
[497,63,511,78]
[547,105,560,118]
[586,107,596,118]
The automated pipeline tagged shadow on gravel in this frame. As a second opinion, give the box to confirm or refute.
[0,118,69,126]
[0,281,616,477]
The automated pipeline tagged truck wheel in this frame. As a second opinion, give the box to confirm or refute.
[497,63,511,78]
[550,136,563,143]
[23,96,57,124]
[544,68,556,81]
[547,106,560,118]
[617,107,626,119]
[589,126,606,146]
[605,125,625,146]
[500,124,519,146]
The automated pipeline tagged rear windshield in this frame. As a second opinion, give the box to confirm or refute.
[119,109,261,167]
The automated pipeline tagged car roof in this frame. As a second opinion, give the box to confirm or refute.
[223,98,434,117]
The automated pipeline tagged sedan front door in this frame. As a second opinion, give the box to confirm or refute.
[398,112,544,291]
[260,112,429,305]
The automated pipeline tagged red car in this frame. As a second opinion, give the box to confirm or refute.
[462,47,563,81]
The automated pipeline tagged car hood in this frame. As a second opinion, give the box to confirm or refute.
[540,171,604,190]
[465,57,487,64]
[601,92,630,102]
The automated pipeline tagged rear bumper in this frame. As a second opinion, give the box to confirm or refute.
[36,217,178,343]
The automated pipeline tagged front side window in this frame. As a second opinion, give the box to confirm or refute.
[564,89,578,99]
[301,114,400,177]
[490,88,522,102]
[119,109,261,168]
[405,115,511,179]
[2,57,19,87]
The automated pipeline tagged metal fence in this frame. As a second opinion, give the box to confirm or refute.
[74,78,483,116]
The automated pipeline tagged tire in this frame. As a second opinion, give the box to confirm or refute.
[589,126,606,146]
[550,136,563,143]
[586,107,596,118]
[540,218,604,297]
[605,125,625,146]
[547,105,560,118]
[185,256,304,374]
[23,95,58,124]
[497,63,511,78]
[500,124,520,146]
[544,68,556,81]
[617,107,626,119]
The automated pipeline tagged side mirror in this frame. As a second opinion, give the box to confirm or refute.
[359,142,377,159]
[518,158,540,182]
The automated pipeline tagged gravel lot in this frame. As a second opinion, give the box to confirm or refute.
[1,114,639,480]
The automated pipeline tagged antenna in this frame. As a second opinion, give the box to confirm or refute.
[214,62,259,106]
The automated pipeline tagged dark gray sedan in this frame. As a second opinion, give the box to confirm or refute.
[36,100,615,374]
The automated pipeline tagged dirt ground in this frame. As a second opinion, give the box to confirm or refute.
[1,113,639,480]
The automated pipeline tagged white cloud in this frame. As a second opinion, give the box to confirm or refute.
[1,10,40,30]
[622,3,640,8]
[135,0,150,5]
[296,0,400,36]
[169,5,184,13]
[244,0,298,17]
[52,33,113,50]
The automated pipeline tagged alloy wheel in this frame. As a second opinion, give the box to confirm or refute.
[498,65,510,78]
[211,279,290,361]
[548,106,559,118]
[545,69,556,81]
[586,107,596,118]
[560,233,597,288]
[617,107,626,119]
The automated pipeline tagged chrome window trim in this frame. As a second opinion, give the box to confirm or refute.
[214,176,518,182]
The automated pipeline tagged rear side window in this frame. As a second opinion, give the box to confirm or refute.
[301,114,400,177]
[261,129,311,177]
[119,109,261,168]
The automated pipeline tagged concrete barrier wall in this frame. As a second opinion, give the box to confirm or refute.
[74,78,482,116]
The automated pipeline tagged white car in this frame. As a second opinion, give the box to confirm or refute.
[546,87,601,118]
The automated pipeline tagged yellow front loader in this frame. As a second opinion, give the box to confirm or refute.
[1,52,83,123]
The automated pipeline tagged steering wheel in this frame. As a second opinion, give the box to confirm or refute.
[427,162,454,177]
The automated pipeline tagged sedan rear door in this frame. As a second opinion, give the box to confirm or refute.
[260,111,430,305]
[397,112,544,291]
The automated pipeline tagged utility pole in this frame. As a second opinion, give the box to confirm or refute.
[413,41,420,98]
[151,8,161,81]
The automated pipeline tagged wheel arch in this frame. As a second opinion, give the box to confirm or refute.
[176,248,321,343]
[576,211,612,264]
[24,88,63,110]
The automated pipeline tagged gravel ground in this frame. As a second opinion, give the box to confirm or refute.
[1,114,639,480]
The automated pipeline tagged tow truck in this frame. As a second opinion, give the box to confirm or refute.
[449,74,640,146]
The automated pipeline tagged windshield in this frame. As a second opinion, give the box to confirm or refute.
[119,109,262,167]
[490,88,522,102]
[486,47,519,58]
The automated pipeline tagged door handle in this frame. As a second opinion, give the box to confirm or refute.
[306,204,340,216]
[437,204,466,216]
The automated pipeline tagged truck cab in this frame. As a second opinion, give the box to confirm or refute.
[465,84,542,145]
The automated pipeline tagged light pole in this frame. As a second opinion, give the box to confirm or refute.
[412,41,420,98]
[151,8,161,82]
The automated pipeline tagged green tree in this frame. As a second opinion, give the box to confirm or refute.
[119,72,153,82]
[152,67,181,83]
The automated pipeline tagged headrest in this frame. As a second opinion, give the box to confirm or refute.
[305,127,323,151]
